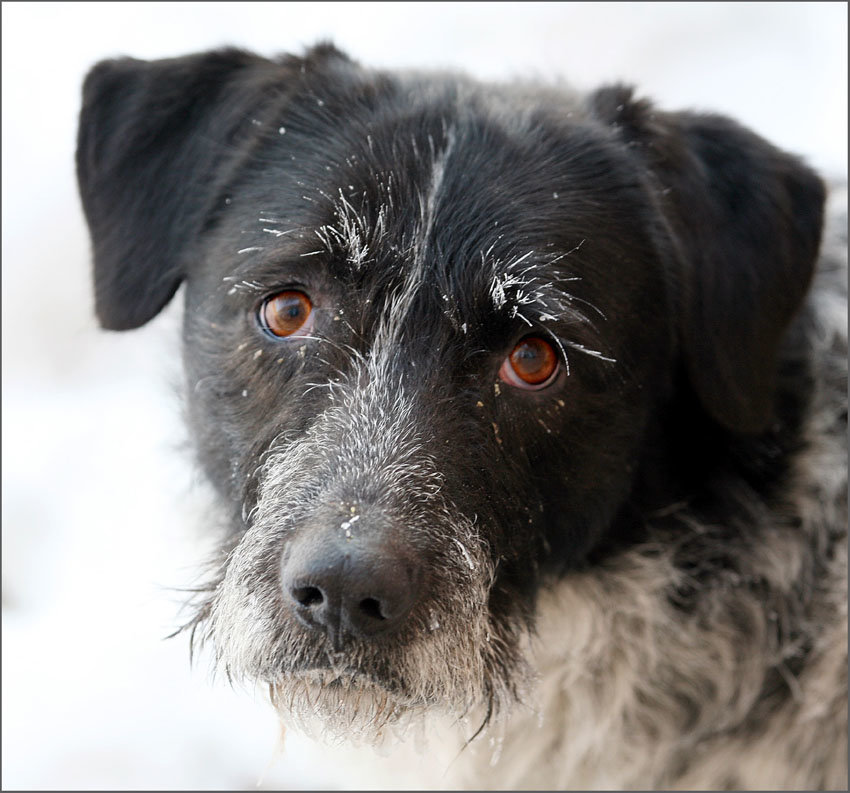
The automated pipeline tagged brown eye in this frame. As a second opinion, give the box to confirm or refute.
[259,290,313,338]
[499,336,559,389]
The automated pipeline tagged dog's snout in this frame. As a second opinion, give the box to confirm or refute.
[281,524,421,645]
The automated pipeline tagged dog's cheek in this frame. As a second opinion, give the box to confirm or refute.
[182,303,320,507]
[494,357,662,567]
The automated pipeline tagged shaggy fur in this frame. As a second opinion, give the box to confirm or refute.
[76,44,847,789]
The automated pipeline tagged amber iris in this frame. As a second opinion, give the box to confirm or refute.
[509,337,558,385]
[261,290,312,337]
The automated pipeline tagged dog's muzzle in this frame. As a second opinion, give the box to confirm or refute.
[280,504,423,650]
[204,381,502,721]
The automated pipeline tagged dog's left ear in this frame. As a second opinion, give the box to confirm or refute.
[589,86,825,434]
[77,48,286,330]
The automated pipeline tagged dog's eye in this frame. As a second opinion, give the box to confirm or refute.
[499,336,559,390]
[259,290,314,338]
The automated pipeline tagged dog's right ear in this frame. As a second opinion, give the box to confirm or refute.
[77,49,280,330]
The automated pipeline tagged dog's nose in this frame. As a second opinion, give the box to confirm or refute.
[281,522,421,645]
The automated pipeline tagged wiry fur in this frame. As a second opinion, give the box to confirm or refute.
[76,44,847,789]
[206,377,512,741]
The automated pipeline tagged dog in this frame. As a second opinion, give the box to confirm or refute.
[76,44,847,789]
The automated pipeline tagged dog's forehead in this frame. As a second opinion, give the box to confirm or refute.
[206,71,664,347]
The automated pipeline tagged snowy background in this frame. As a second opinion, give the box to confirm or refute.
[2,2,846,789]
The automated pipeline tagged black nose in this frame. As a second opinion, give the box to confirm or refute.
[281,519,421,647]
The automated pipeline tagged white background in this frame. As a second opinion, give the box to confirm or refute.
[2,2,847,789]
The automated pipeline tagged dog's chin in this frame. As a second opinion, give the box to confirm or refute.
[269,667,446,746]
[262,624,530,748]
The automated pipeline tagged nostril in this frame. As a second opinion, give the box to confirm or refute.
[281,530,421,639]
[359,597,386,621]
[292,585,324,608]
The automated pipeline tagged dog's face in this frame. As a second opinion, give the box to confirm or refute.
[77,45,824,737]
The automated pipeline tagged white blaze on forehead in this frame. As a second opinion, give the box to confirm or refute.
[415,128,457,271]
[370,127,458,371]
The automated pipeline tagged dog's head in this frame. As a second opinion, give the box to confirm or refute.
[77,45,824,738]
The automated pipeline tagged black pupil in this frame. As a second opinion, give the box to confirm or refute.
[274,294,305,323]
[264,292,309,336]
[517,343,543,371]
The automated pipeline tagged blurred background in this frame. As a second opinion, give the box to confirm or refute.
[2,2,846,789]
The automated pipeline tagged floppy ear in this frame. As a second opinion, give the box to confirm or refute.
[76,48,283,330]
[589,86,825,434]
